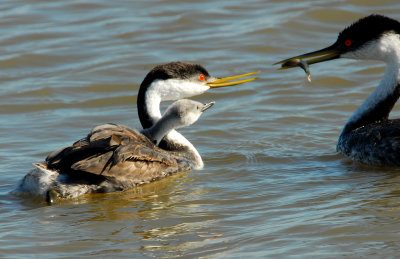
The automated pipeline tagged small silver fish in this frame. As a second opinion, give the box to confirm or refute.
[282,59,311,83]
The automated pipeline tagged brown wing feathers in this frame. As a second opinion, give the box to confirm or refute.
[44,123,188,186]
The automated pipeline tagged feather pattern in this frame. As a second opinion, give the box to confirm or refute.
[51,123,195,182]
[18,123,194,201]
[338,120,400,166]
[17,62,224,202]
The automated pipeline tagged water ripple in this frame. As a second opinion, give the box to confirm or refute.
[1,0,400,258]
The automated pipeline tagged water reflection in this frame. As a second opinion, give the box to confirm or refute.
[2,0,400,257]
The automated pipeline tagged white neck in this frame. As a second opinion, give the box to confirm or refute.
[344,34,400,130]
[143,79,208,169]
[346,58,400,125]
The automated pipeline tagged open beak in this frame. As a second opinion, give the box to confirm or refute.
[274,43,342,69]
[206,71,259,88]
[201,101,215,112]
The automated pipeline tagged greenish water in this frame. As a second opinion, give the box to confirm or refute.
[2,0,400,257]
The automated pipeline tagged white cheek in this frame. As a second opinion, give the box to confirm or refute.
[341,41,380,60]
[341,34,400,62]
[150,79,210,101]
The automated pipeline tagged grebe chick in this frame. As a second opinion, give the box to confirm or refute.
[19,99,214,203]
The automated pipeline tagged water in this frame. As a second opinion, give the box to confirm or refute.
[2,0,400,257]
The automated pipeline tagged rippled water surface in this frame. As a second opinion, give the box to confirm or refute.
[2,1,400,257]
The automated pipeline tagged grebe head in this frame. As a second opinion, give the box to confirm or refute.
[140,61,259,101]
[138,61,258,129]
[164,99,215,128]
[275,14,400,67]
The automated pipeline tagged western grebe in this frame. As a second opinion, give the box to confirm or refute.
[276,14,400,166]
[19,62,258,202]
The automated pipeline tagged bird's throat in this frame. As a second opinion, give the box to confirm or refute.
[343,57,400,133]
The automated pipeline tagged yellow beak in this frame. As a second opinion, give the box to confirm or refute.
[206,71,259,88]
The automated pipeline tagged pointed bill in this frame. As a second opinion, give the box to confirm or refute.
[206,71,259,88]
[274,44,342,69]
[201,101,215,112]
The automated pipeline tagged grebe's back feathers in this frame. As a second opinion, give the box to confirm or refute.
[338,119,400,166]
[45,123,191,186]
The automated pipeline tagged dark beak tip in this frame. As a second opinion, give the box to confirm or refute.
[202,101,215,112]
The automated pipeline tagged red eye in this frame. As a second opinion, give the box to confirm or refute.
[345,40,352,46]
[199,74,205,81]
